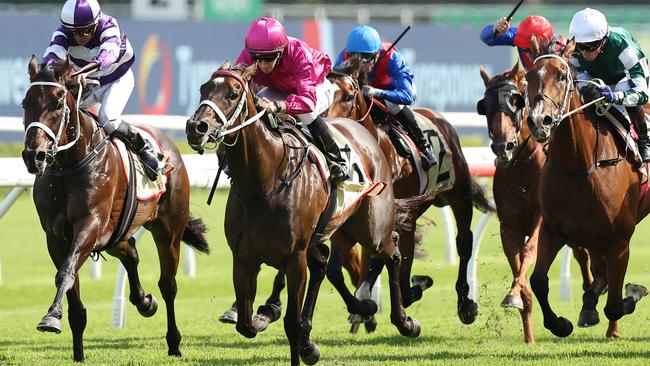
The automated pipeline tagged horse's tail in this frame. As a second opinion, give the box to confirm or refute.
[471,179,496,214]
[393,192,435,234]
[182,216,210,254]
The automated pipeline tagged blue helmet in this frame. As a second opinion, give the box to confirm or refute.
[60,0,101,30]
[346,25,381,54]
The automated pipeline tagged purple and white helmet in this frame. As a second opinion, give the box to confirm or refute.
[60,0,101,30]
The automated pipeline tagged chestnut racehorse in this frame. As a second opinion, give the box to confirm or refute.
[478,62,597,343]
[525,38,648,338]
[21,56,210,361]
[186,62,419,365]
[323,58,495,328]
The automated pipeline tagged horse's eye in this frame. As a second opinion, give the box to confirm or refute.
[342,93,354,102]
[21,98,27,110]
[56,98,64,109]
[227,91,239,101]
[558,73,567,82]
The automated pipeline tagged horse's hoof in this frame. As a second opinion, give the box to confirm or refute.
[364,315,378,334]
[252,313,271,333]
[625,283,649,302]
[411,275,434,291]
[218,307,238,324]
[138,294,158,318]
[578,309,600,328]
[168,349,182,357]
[236,323,257,339]
[405,317,421,338]
[257,303,282,323]
[300,340,321,365]
[458,299,479,325]
[36,316,61,334]
[547,316,573,338]
[356,299,378,317]
[501,295,524,310]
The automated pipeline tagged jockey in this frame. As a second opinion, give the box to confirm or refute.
[480,15,565,71]
[42,0,162,180]
[569,8,650,162]
[335,25,437,170]
[235,16,349,184]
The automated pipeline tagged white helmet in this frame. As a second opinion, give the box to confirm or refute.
[569,8,609,43]
[61,0,101,30]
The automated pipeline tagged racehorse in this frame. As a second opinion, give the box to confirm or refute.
[525,37,648,338]
[323,57,494,328]
[186,62,420,365]
[478,62,596,343]
[21,56,210,361]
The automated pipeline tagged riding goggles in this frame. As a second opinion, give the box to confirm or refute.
[250,52,281,62]
[350,52,376,63]
[576,39,603,53]
[70,26,95,37]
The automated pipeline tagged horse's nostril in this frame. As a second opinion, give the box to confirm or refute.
[543,115,554,126]
[35,151,46,162]
[196,121,208,134]
[506,142,515,151]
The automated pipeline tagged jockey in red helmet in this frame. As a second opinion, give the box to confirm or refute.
[480,15,565,71]
[236,16,349,184]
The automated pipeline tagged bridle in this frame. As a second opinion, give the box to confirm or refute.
[328,71,374,122]
[527,54,574,131]
[196,69,265,148]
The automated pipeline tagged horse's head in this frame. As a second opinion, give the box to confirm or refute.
[323,71,361,119]
[22,55,78,175]
[186,61,257,154]
[525,36,576,142]
[477,63,526,166]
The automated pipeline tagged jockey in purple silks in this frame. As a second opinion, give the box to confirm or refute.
[235,16,349,184]
[42,0,162,180]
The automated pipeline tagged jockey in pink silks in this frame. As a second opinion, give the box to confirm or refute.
[235,16,348,184]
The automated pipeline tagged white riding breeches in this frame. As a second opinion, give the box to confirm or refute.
[257,78,336,125]
[80,69,135,134]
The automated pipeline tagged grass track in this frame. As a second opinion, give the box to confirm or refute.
[1,187,650,365]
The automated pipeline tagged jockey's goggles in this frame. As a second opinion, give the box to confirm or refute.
[351,52,376,63]
[251,52,281,62]
[70,26,95,37]
[576,39,603,53]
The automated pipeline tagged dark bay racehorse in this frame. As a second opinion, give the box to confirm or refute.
[525,38,648,338]
[21,56,210,361]
[478,62,596,343]
[324,59,494,327]
[186,62,419,365]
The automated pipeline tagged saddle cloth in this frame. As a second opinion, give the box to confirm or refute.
[389,111,455,195]
[112,126,168,201]
[299,124,387,221]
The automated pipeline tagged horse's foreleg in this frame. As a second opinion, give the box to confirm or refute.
[578,251,606,328]
[253,270,286,327]
[299,243,329,365]
[382,239,420,338]
[572,247,593,291]
[604,242,632,322]
[452,202,479,325]
[38,231,94,335]
[233,256,260,338]
[530,223,573,337]
[396,228,432,308]
[284,250,307,366]
[66,275,86,362]
[149,227,183,356]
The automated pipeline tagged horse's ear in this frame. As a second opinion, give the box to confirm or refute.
[54,56,70,80]
[530,34,542,59]
[479,64,491,86]
[28,55,38,80]
[509,61,525,82]
[219,61,232,70]
[563,37,576,60]
[242,63,257,81]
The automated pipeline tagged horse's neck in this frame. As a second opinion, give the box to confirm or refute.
[225,100,287,197]
[57,103,99,167]
[549,91,596,168]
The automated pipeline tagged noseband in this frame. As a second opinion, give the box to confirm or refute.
[25,81,83,156]
[196,70,265,147]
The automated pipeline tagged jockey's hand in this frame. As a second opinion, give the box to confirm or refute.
[257,97,277,114]
[362,86,382,98]
[598,85,623,103]
[493,17,511,35]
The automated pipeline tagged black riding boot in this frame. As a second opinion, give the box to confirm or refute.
[112,121,161,181]
[628,106,650,162]
[395,107,437,170]
[307,117,349,185]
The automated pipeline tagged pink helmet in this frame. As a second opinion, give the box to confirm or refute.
[245,17,288,54]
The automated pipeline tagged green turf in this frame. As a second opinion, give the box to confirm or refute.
[1,187,650,365]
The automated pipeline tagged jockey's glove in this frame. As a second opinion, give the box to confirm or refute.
[362,86,383,98]
[598,85,623,104]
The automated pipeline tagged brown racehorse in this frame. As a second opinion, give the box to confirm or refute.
[323,58,495,327]
[186,62,419,365]
[21,56,210,361]
[478,62,597,343]
[525,38,648,338]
